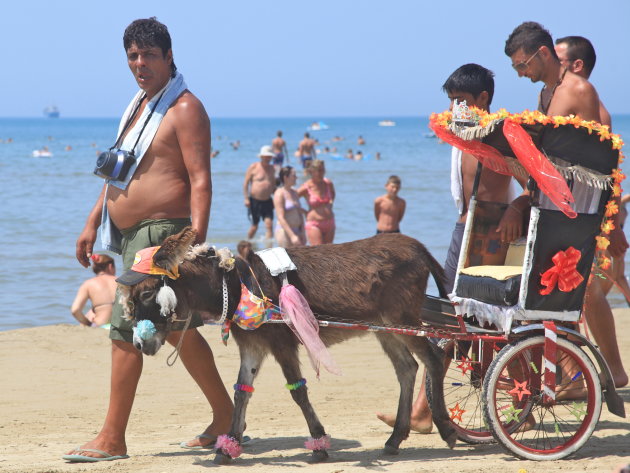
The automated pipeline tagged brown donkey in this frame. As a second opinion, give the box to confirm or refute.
[118,227,457,463]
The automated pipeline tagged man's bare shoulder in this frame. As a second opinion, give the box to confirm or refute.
[168,90,208,122]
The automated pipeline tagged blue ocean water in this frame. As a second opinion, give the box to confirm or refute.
[1,115,629,331]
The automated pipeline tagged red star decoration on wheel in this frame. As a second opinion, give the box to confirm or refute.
[449,402,466,423]
[508,379,531,402]
[456,357,473,375]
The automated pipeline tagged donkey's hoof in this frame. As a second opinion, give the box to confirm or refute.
[383,444,400,455]
[213,452,233,465]
[444,429,457,449]
[309,449,329,463]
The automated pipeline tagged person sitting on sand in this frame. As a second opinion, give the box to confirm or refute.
[374,175,405,234]
[70,254,117,327]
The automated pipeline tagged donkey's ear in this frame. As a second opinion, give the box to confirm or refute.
[153,227,197,271]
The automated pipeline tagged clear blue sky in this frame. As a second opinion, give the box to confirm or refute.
[2,0,628,118]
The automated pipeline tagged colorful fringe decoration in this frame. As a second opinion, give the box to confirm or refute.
[286,378,307,391]
[234,383,255,393]
[216,435,242,458]
[304,434,331,451]
[279,284,342,378]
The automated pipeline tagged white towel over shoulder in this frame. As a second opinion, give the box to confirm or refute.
[108,72,188,190]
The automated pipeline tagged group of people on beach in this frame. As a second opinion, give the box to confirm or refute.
[63,17,627,467]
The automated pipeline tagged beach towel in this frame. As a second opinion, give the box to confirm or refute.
[100,73,188,253]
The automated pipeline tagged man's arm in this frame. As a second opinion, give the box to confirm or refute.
[76,184,106,267]
[374,197,381,222]
[243,164,254,205]
[174,97,212,244]
[398,198,406,223]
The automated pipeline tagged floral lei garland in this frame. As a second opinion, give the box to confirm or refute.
[429,108,626,270]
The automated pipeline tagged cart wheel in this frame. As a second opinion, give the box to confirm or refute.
[426,338,521,444]
[483,336,602,460]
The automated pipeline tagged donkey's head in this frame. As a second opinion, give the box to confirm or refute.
[116,227,239,355]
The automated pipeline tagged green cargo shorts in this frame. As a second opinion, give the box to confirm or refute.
[109,218,204,343]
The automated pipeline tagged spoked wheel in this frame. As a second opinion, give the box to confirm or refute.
[483,336,602,460]
[427,338,521,444]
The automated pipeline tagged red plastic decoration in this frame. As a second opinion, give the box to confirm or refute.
[539,246,584,295]
[430,122,514,176]
[502,120,576,218]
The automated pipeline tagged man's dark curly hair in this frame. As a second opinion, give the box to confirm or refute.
[505,21,558,61]
[123,17,177,77]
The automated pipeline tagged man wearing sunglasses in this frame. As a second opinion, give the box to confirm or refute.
[505,22,600,119]
[505,22,628,389]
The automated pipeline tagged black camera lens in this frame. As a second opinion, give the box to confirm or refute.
[94,149,136,181]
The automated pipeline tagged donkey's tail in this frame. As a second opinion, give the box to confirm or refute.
[422,246,448,299]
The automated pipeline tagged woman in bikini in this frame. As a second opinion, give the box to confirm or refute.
[298,159,336,245]
[70,254,117,327]
[273,166,306,248]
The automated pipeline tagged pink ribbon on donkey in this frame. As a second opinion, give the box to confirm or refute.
[279,284,342,378]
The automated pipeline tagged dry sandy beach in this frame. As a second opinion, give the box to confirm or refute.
[1,310,629,473]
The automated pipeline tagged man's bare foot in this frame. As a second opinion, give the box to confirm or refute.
[65,436,126,459]
[613,372,629,389]
[555,381,587,401]
[515,413,536,432]
[376,412,433,434]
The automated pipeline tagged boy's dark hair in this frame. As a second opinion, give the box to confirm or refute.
[555,35,597,76]
[123,17,177,77]
[505,21,558,60]
[442,64,495,106]
[387,175,401,186]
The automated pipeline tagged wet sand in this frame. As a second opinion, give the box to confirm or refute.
[1,310,629,473]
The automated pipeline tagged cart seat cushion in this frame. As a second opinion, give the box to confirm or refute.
[460,265,522,280]
[456,265,522,306]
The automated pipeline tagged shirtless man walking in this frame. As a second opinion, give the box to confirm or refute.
[271,130,289,172]
[243,145,276,240]
[298,132,316,169]
[553,34,628,387]
[505,22,628,388]
[65,18,233,462]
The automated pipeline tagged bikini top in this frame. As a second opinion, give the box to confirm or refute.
[283,189,301,211]
[306,179,332,208]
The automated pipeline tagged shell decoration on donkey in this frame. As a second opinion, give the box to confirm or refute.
[116,227,457,464]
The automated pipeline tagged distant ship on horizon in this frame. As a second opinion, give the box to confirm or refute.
[43,105,60,118]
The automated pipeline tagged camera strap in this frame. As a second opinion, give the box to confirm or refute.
[112,89,166,155]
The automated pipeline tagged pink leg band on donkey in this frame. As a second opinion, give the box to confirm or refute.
[216,435,243,458]
[305,434,331,451]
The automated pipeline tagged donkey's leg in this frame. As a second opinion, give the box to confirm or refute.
[375,332,418,454]
[270,337,330,462]
[405,336,457,448]
[214,341,266,464]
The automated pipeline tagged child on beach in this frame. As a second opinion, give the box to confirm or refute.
[374,175,406,234]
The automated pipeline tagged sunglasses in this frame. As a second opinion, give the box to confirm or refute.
[512,48,541,72]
